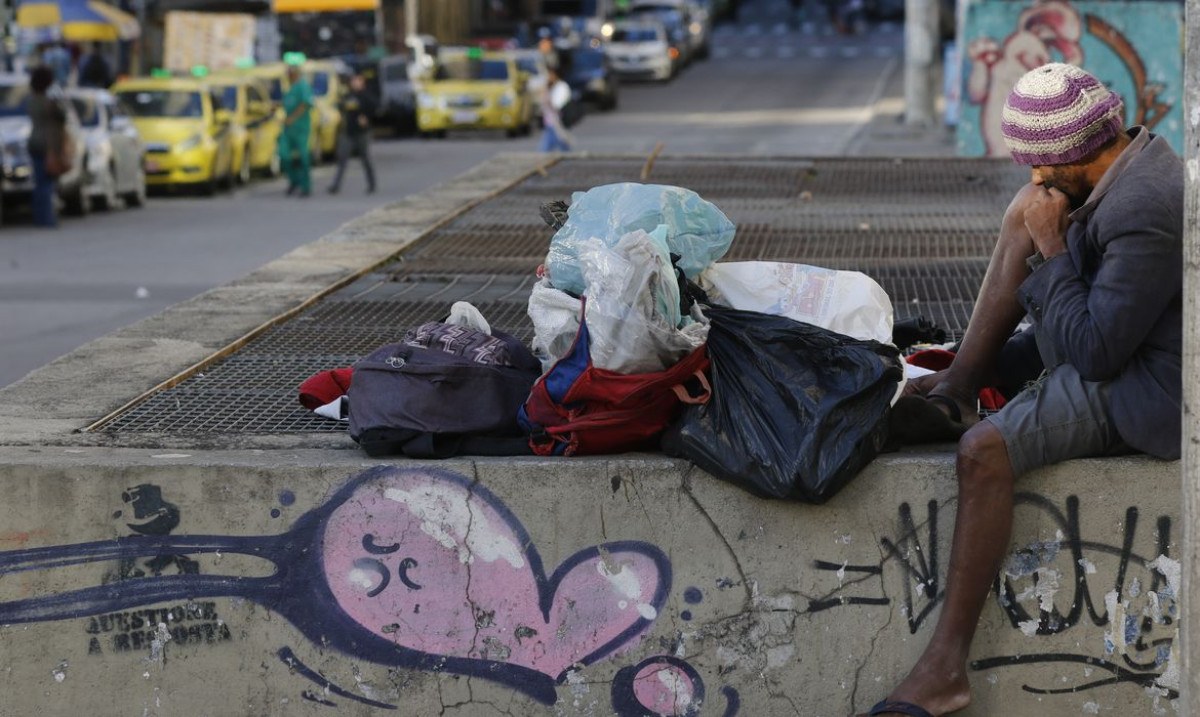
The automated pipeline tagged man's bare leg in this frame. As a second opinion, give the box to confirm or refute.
[863,184,1044,715]
[905,183,1042,419]
[865,422,1015,715]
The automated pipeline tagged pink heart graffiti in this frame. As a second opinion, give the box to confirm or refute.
[321,467,671,691]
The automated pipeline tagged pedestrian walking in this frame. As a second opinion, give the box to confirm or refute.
[538,67,573,153]
[328,73,376,195]
[78,43,113,89]
[279,63,314,197]
[26,67,69,228]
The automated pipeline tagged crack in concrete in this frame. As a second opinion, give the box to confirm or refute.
[849,558,894,711]
[680,464,754,612]
[465,465,482,661]
[621,466,656,528]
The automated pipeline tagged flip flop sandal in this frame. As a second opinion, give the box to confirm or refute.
[888,394,969,445]
[868,699,935,717]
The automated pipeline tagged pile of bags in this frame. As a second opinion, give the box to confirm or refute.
[298,183,905,503]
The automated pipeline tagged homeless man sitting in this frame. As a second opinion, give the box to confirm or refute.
[869,63,1183,717]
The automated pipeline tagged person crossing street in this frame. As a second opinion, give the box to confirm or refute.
[279,62,314,198]
[328,73,377,195]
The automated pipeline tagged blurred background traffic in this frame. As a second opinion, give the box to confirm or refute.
[0,0,913,225]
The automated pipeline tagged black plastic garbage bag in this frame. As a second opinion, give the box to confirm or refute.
[662,305,903,503]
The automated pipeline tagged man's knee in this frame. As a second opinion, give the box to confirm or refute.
[956,422,1012,480]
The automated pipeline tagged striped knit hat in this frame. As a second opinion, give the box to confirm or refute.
[1001,63,1125,166]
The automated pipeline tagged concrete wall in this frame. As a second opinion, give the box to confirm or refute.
[0,449,1180,716]
[956,0,1184,158]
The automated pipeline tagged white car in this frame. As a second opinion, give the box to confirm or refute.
[66,88,146,210]
[602,20,674,82]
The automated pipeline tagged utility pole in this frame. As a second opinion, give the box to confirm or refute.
[904,0,938,126]
[1182,0,1198,712]
[405,0,418,40]
[135,0,147,74]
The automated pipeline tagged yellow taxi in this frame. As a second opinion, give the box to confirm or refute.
[416,49,534,138]
[304,60,344,160]
[237,61,324,161]
[208,73,285,179]
[111,75,235,194]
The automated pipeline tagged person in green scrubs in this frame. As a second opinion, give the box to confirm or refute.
[279,63,314,197]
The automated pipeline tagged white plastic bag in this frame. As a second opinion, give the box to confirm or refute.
[528,278,583,373]
[699,261,894,345]
[445,301,492,335]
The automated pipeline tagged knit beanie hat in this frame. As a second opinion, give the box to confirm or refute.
[1001,63,1124,166]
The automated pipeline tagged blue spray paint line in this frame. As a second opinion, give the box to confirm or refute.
[721,685,742,717]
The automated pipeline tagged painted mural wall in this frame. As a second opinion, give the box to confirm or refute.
[0,462,1182,715]
[957,0,1183,158]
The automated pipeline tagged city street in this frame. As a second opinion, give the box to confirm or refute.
[0,10,903,388]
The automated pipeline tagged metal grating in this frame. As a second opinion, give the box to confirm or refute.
[99,157,1026,435]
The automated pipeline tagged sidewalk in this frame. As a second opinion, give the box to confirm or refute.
[848,55,958,157]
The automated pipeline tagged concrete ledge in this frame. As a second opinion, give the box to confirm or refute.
[0,450,1181,716]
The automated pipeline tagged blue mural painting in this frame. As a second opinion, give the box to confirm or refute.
[957,0,1183,158]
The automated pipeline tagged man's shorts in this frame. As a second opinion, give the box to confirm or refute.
[984,362,1131,478]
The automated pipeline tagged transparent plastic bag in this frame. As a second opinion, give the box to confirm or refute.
[528,227,709,375]
[546,183,736,296]
[577,226,708,374]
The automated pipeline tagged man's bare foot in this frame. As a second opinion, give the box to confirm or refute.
[856,659,973,716]
[902,368,946,398]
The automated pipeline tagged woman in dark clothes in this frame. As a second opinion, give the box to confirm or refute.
[27,66,67,228]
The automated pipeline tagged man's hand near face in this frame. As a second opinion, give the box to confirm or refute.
[1023,184,1070,259]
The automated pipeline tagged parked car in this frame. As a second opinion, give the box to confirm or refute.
[0,73,90,216]
[564,47,618,110]
[208,74,284,179]
[65,88,146,210]
[305,59,346,162]
[602,20,675,81]
[625,3,693,67]
[111,76,235,195]
[378,52,416,134]
[415,50,534,139]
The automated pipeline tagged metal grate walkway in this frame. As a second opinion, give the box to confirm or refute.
[98,157,1026,435]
